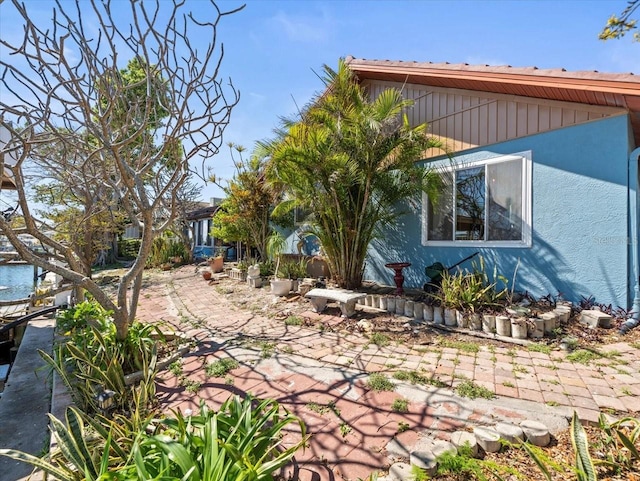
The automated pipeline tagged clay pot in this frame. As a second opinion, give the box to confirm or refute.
[202,270,212,280]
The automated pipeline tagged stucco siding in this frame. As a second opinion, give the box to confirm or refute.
[365,114,633,307]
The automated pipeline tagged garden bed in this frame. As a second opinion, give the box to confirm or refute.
[204,272,640,350]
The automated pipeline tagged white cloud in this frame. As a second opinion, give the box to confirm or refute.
[270,10,332,43]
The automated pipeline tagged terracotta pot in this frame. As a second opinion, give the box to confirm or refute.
[209,256,224,273]
[202,270,212,280]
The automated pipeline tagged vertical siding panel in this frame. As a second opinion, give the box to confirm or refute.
[538,106,550,131]
[507,101,517,138]
[487,101,497,144]
[496,101,507,142]
[446,93,455,147]
[516,103,528,137]
[562,109,576,126]
[453,94,463,151]
[575,110,589,123]
[410,88,419,127]
[478,99,489,145]
[550,107,563,129]
[432,92,440,126]
[470,97,480,146]
[462,96,471,149]
[527,104,539,135]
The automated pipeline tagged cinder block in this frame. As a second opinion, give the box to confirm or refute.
[579,310,612,328]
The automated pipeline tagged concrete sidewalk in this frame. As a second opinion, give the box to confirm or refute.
[135,266,640,480]
[0,317,54,481]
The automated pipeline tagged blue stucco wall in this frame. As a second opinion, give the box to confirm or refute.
[360,114,634,307]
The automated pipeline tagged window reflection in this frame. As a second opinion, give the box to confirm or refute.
[455,166,485,240]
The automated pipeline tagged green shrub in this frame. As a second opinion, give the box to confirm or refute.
[0,395,307,481]
[119,396,307,480]
[117,238,142,260]
[46,301,164,415]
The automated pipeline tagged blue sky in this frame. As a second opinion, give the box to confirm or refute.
[210,0,637,199]
[2,0,638,201]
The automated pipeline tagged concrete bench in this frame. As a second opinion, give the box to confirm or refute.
[305,288,366,318]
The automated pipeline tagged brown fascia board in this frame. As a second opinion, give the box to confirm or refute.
[345,58,640,97]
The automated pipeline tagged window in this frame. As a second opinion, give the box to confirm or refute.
[422,152,531,247]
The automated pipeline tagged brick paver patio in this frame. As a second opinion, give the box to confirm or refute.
[135,266,640,480]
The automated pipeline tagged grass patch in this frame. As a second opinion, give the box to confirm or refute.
[397,421,410,433]
[339,422,352,439]
[205,358,239,377]
[370,332,390,347]
[438,337,480,353]
[455,380,495,399]
[566,348,621,365]
[168,360,183,376]
[259,341,276,358]
[306,400,340,417]
[181,378,201,394]
[392,397,409,413]
[393,370,448,388]
[527,343,552,354]
[284,315,303,326]
[512,365,529,374]
[502,381,515,388]
[367,373,395,392]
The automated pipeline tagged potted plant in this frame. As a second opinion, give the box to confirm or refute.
[230,258,248,281]
[267,232,290,296]
[279,258,309,292]
[208,247,225,273]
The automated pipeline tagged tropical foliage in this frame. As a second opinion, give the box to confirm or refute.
[265,59,443,289]
[211,143,291,261]
[44,300,163,415]
[0,396,306,481]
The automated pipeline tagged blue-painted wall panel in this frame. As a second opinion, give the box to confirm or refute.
[366,114,634,307]
[282,114,635,307]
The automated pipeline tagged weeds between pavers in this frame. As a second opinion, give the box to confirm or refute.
[392,397,409,413]
[393,369,449,388]
[205,358,239,377]
[367,373,395,391]
[455,380,495,399]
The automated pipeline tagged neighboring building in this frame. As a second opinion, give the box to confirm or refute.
[293,57,640,309]
[186,198,224,259]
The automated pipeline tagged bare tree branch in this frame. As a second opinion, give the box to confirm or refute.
[0,0,244,338]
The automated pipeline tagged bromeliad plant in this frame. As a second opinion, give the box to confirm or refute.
[433,256,507,313]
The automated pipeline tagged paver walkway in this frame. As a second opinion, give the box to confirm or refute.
[135,266,640,480]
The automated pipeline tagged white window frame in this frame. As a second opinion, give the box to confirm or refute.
[421,151,532,248]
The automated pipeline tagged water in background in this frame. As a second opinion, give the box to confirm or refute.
[0,264,39,301]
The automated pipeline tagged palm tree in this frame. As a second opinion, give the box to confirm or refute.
[265,59,444,289]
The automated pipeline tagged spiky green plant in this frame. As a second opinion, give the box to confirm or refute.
[265,59,444,289]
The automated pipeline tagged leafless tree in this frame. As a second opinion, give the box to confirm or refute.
[0,0,243,339]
